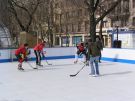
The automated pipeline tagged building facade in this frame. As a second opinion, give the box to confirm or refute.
[54,0,135,47]
[129,0,135,29]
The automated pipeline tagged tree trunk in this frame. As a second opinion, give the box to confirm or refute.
[99,19,104,45]
[84,0,122,42]
[89,13,96,42]
[88,0,97,42]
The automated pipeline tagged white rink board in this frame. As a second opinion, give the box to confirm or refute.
[0,47,135,63]
[102,48,135,60]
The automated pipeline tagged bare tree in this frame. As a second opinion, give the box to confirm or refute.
[84,0,122,42]
[7,0,42,32]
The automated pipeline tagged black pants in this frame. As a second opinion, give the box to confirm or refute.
[99,51,102,62]
[34,50,41,65]
[77,50,88,61]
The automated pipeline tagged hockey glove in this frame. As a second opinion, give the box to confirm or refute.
[20,54,24,59]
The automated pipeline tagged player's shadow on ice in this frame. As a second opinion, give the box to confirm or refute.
[23,67,61,72]
[99,63,116,66]
[101,71,132,76]
[23,63,76,72]
[44,63,75,67]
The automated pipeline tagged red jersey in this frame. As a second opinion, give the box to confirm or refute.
[77,43,84,52]
[15,45,27,56]
[34,43,45,51]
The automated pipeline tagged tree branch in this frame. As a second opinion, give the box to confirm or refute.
[96,0,122,24]
[26,0,41,32]
[8,0,25,31]
[11,0,31,16]
[84,0,90,7]
[94,0,99,10]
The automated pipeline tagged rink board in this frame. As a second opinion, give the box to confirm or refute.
[0,47,135,64]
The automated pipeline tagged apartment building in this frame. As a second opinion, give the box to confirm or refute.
[54,0,135,47]
[129,0,135,28]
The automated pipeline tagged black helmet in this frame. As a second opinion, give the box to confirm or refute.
[24,43,28,46]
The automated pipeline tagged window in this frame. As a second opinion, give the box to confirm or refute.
[77,9,82,17]
[84,8,88,16]
[61,25,64,33]
[133,17,135,26]
[72,11,75,17]
[121,18,127,27]
[69,12,72,18]
[133,0,135,8]
[117,4,121,13]
[55,37,59,45]
[78,22,81,32]
[72,24,74,32]
[72,36,82,45]
[62,36,70,45]
[68,24,72,32]
[66,25,68,32]
[55,14,59,21]
[63,25,66,32]
[74,24,78,32]
[66,12,69,19]
[123,0,129,12]
[85,21,89,32]
[56,26,59,33]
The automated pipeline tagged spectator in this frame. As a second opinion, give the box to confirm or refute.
[96,37,103,63]
[88,39,101,77]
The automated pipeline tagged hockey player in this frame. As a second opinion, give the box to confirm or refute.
[74,42,87,64]
[34,41,46,68]
[15,43,29,70]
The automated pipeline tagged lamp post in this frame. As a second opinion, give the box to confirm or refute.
[116,25,119,41]
[57,8,62,47]
[59,13,62,47]
[115,15,119,41]
[115,20,120,48]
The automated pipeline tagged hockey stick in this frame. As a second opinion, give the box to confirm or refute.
[43,55,52,65]
[45,59,52,65]
[70,64,86,77]
[26,61,38,69]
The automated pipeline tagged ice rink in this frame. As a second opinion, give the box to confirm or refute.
[0,59,135,101]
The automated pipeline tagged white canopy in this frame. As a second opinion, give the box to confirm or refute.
[0,24,11,48]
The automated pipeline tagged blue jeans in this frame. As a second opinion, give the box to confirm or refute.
[89,56,100,75]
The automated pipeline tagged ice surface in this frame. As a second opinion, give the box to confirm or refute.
[0,59,135,101]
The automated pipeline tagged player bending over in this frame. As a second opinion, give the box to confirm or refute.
[74,42,87,64]
[33,41,46,68]
[15,43,30,70]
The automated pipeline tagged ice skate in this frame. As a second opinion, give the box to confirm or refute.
[74,60,78,64]
[38,64,43,67]
[18,64,24,71]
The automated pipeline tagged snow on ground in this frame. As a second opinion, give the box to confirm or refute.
[0,59,135,101]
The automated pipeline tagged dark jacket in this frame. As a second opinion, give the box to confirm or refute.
[88,42,101,57]
[96,40,103,50]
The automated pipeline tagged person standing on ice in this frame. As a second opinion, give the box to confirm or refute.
[84,42,89,65]
[96,37,103,63]
[74,42,87,64]
[88,39,101,77]
[15,43,29,70]
[34,40,46,68]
